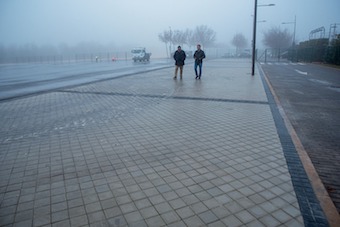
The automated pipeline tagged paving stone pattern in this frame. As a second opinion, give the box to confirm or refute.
[0,59,308,226]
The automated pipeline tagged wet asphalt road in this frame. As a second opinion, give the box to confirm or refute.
[0,59,175,101]
[260,61,340,214]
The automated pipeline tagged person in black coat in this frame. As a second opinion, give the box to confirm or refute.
[193,44,206,79]
[173,46,186,79]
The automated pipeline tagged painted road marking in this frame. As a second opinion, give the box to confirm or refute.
[295,69,308,75]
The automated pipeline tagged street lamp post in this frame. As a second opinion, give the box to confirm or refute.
[251,2,275,76]
[282,15,297,47]
[251,0,258,76]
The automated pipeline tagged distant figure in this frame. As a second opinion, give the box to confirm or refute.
[173,46,186,79]
[193,44,206,79]
[95,56,99,62]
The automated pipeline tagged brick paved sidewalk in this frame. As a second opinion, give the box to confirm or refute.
[0,59,329,226]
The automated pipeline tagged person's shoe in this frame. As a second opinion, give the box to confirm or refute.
[198,76,201,79]
[180,75,182,79]
[173,76,177,79]
[195,76,198,79]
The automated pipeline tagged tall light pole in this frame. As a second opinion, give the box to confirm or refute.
[251,0,258,76]
[282,15,297,47]
[251,2,275,76]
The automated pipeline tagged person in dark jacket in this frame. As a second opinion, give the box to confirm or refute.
[193,44,206,79]
[173,46,186,79]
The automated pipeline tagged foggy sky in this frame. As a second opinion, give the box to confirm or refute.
[1,0,339,57]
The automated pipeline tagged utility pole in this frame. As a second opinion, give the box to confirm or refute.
[251,0,257,76]
[282,15,296,47]
[252,2,275,75]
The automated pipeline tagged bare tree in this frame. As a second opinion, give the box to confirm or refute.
[262,26,292,49]
[185,29,195,49]
[231,33,247,54]
[158,30,172,57]
[192,25,216,48]
[159,25,216,55]
[171,30,187,47]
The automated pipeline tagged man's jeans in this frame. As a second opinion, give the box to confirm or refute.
[194,62,203,77]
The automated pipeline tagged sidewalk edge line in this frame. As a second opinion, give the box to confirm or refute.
[258,64,340,227]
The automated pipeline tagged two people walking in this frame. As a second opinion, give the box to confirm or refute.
[173,44,205,79]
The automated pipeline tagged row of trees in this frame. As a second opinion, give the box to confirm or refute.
[248,25,339,65]
[231,27,293,55]
[1,24,338,64]
[158,24,289,57]
[158,25,216,57]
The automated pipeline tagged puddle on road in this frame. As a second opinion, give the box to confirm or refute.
[328,86,340,92]
[308,78,340,92]
[308,78,332,86]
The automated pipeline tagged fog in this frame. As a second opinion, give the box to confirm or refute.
[1,0,339,58]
